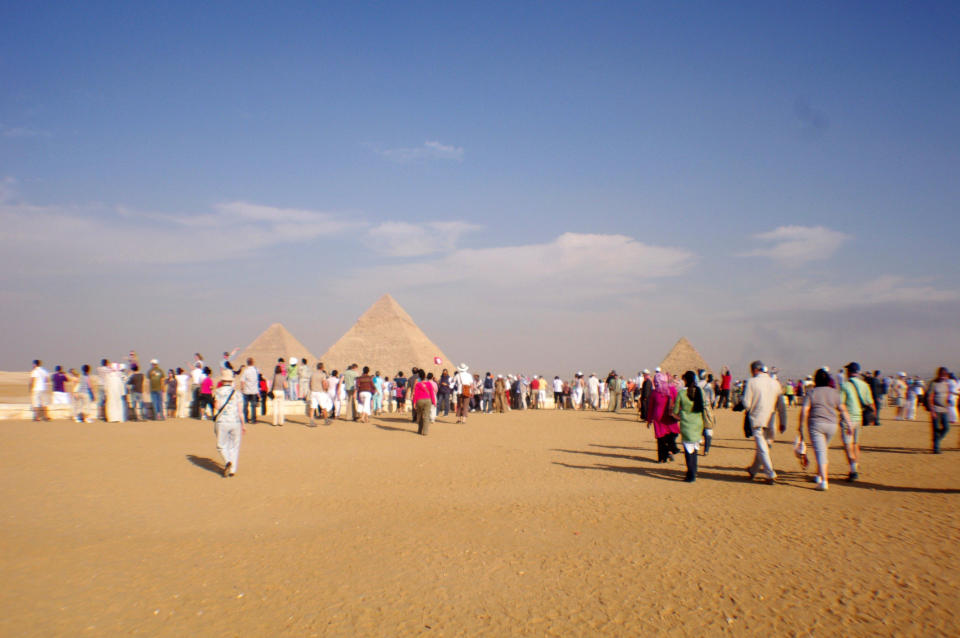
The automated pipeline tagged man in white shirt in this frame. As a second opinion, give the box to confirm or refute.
[742,360,782,484]
[451,363,474,424]
[30,359,51,421]
[239,358,260,424]
[552,376,564,409]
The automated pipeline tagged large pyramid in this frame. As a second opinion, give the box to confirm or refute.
[234,323,318,370]
[658,337,713,378]
[319,294,452,377]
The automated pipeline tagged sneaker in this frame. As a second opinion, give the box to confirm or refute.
[847,471,859,482]
[816,481,828,491]
[223,461,232,478]
[814,475,823,484]
[745,467,756,480]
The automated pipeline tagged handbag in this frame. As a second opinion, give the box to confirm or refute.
[267,391,275,400]
[743,411,753,438]
[850,380,877,425]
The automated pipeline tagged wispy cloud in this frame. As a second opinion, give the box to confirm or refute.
[377,140,464,163]
[0,190,361,270]
[740,225,849,264]
[1,125,52,139]
[365,221,481,257]
[341,232,695,300]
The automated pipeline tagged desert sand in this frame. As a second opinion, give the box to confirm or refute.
[1,405,958,636]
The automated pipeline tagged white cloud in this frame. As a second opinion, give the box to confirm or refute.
[365,221,481,257]
[378,140,464,163]
[740,225,849,264]
[771,275,959,310]
[341,232,695,298]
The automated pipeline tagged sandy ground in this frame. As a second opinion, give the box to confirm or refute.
[0,404,958,637]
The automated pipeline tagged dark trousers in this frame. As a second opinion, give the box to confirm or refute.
[259,391,268,415]
[554,391,563,408]
[683,448,698,482]
[719,389,730,409]
[243,394,258,422]
[657,433,679,462]
[437,392,450,416]
[933,413,950,453]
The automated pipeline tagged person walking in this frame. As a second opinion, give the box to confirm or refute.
[797,368,851,491]
[697,371,717,455]
[271,364,286,426]
[355,366,375,423]
[607,372,621,412]
[840,362,874,481]
[451,363,474,424]
[29,359,51,421]
[927,367,952,454]
[743,360,782,484]
[674,371,706,482]
[647,371,680,463]
[213,369,244,477]
[412,369,437,435]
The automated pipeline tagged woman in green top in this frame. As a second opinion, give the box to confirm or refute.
[673,371,706,482]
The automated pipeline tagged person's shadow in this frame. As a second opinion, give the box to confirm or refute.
[186,454,223,475]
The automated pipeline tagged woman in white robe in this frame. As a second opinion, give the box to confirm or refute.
[105,368,125,422]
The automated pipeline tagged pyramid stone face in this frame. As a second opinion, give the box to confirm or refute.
[235,323,318,371]
[319,295,452,377]
[658,337,713,378]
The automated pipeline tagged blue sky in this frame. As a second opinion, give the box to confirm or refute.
[2,1,958,377]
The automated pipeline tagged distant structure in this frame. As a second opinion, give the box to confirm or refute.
[320,294,452,376]
[234,323,318,369]
[658,337,713,377]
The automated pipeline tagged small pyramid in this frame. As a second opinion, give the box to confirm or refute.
[658,337,713,378]
[319,294,452,376]
[234,323,318,370]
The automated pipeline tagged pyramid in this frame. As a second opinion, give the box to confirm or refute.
[319,294,452,377]
[234,323,318,371]
[658,337,713,378]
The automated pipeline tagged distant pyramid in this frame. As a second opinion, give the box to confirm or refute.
[234,323,318,370]
[319,294,452,376]
[658,337,713,377]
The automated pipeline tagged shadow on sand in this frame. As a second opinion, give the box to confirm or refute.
[186,454,223,476]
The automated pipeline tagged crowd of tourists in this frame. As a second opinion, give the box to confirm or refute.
[25,352,959,482]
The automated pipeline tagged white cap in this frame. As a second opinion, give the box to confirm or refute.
[289,357,297,365]
[150,359,158,364]
[643,369,650,374]
[655,367,661,372]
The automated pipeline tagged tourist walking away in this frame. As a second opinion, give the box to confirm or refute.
[647,371,680,463]
[452,363,474,424]
[674,371,706,482]
[798,368,851,491]
[239,358,260,424]
[927,367,952,454]
[413,369,437,435]
[342,364,359,421]
[30,359,51,421]
[271,364,286,426]
[214,370,244,477]
[743,360,782,484]
[719,367,732,408]
[840,362,874,480]
[355,366,375,423]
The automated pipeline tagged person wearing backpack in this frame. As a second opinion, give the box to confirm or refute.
[213,369,244,477]
[452,363,474,424]
[840,362,874,481]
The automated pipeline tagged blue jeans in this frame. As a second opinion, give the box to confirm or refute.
[932,412,950,453]
[150,391,164,419]
[128,393,143,420]
[243,394,259,422]
[438,392,450,416]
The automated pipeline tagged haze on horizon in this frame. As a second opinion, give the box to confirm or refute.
[2,2,958,379]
